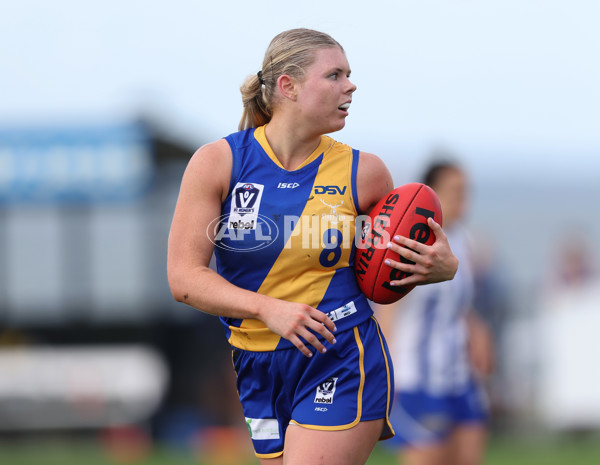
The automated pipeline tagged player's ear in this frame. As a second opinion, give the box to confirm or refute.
[277,74,298,101]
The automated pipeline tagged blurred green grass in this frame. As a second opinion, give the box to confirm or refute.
[1,434,600,465]
[370,434,600,465]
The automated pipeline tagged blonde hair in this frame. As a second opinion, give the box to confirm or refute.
[238,28,344,131]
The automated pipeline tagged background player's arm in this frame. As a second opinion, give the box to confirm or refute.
[167,140,336,356]
[356,151,458,286]
[466,309,495,377]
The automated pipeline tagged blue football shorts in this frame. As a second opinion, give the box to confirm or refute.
[386,377,489,449]
[231,316,395,459]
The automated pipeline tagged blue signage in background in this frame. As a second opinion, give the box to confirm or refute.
[0,122,155,204]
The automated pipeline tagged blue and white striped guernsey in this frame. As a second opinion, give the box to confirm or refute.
[390,225,475,395]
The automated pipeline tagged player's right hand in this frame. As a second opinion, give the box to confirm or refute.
[259,301,337,357]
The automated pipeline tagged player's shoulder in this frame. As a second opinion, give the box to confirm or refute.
[447,223,473,249]
[182,138,232,201]
[188,138,231,172]
[357,151,392,187]
[323,134,352,153]
[356,151,393,213]
[450,223,477,262]
[358,150,386,169]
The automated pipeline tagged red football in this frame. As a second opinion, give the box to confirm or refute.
[355,183,443,304]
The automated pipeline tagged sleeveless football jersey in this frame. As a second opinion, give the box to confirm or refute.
[213,125,373,351]
[391,225,475,395]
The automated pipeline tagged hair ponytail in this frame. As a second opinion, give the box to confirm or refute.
[238,72,271,131]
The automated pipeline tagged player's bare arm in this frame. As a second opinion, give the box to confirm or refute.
[167,140,335,356]
[356,151,394,214]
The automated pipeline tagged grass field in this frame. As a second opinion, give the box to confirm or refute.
[1,433,600,465]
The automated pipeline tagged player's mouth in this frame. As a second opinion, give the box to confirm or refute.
[338,102,351,114]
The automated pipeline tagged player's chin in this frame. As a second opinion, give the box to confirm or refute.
[326,118,347,133]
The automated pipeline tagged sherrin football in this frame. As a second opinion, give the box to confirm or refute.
[355,183,443,304]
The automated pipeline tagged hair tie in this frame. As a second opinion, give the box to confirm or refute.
[257,70,265,85]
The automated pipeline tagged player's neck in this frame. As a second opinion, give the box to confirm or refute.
[264,121,322,171]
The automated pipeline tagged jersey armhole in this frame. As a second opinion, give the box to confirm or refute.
[223,134,241,198]
[350,148,361,214]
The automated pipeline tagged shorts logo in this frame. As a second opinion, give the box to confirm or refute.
[245,417,280,440]
[229,182,264,229]
[314,377,338,404]
[326,301,357,323]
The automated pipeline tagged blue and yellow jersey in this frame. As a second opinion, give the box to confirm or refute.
[213,125,373,351]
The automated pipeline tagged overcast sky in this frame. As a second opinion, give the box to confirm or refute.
[2,0,599,183]
[2,0,600,296]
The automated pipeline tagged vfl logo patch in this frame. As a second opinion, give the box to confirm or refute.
[229,182,264,228]
[314,377,338,404]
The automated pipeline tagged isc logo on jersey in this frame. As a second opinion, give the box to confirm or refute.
[277,182,299,189]
[229,182,264,229]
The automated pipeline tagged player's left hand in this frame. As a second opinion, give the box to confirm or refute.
[383,217,459,286]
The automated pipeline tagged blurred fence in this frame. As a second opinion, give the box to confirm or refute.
[0,121,241,442]
[0,121,186,324]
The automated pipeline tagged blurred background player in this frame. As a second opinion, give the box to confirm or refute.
[376,158,495,465]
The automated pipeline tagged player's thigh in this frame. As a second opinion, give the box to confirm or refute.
[282,419,384,465]
[448,423,487,465]
[401,440,450,465]
[259,457,283,465]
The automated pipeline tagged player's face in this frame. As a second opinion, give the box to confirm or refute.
[295,47,357,134]
[435,169,468,226]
